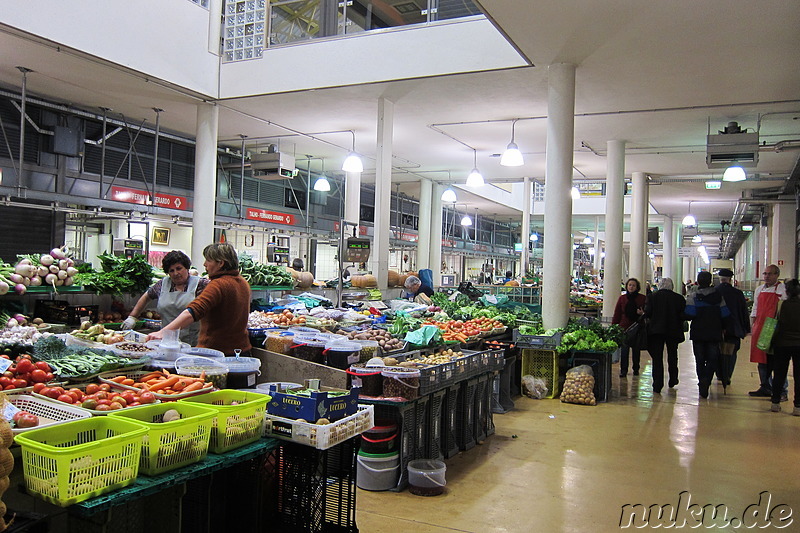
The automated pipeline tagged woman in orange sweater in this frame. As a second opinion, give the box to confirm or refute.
[147,243,251,356]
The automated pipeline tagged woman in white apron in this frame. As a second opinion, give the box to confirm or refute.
[123,250,206,345]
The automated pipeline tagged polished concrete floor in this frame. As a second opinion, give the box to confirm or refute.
[356,337,800,532]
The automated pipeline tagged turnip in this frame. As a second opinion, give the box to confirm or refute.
[58,259,69,270]
[55,279,64,286]
[14,314,26,325]
[14,283,26,295]
[49,265,59,274]
[9,273,23,284]
[66,267,78,277]
[44,273,57,287]
[63,276,74,286]
[50,247,67,261]
[17,258,31,266]
[0,282,8,295]
[15,263,35,277]
[67,258,74,267]
[6,318,18,328]
[39,254,54,267]
[57,270,68,280]
[37,265,49,277]
[22,277,30,286]
[29,276,42,286]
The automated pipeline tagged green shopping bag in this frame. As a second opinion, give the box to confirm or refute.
[756,300,783,352]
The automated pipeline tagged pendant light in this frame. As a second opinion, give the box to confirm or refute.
[722,165,746,182]
[465,149,484,187]
[460,213,473,226]
[441,187,457,203]
[681,201,696,226]
[583,235,592,244]
[313,160,331,191]
[341,131,363,173]
[500,119,524,167]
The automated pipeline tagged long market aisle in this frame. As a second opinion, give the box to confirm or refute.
[356,337,800,532]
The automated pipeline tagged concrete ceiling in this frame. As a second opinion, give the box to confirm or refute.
[1,1,799,257]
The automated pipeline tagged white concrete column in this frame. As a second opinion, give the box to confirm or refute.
[593,217,600,272]
[675,223,685,288]
[662,215,674,281]
[344,170,361,225]
[602,140,625,320]
[542,63,576,330]
[759,220,770,276]
[594,239,603,273]
[192,103,219,266]
[207,0,223,54]
[521,177,532,275]
[770,203,795,277]
[417,179,433,269]
[372,98,394,289]
[430,184,444,286]
[629,171,648,284]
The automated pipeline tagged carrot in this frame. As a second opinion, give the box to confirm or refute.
[122,379,135,386]
[183,381,204,392]
[140,372,163,382]
[111,376,127,383]
[148,376,180,392]
[172,379,190,392]
[199,371,206,381]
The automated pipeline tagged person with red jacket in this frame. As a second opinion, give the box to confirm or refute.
[612,278,647,378]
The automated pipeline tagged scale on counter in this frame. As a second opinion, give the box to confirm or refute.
[344,237,371,262]
[266,244,290,265]
[112,238,144,260]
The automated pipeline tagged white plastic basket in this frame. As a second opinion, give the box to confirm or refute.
[7,394,92,435]
[264,404,374,450]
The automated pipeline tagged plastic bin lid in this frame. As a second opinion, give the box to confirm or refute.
[175,355,228,374]
[288,326,318,334]
[325,340,361,352]
[181,346,224,358]
[223,356,262,372]
[257,381,302,391]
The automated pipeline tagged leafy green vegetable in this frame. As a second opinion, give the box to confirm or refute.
[239,253,294,287]
[76,253,156,295]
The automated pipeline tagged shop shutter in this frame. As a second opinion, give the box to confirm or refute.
[0,206,52,262]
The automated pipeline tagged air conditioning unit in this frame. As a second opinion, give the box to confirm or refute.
[251,151,298,180]
[706,122,759,169]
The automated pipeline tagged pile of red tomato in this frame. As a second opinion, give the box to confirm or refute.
[34,382,157,411]
[0,354,55,390]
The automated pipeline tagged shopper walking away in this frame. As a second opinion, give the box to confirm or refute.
[685,271,731,398]
[122,250,208,345]
[714,268,750,389]
[769,279,800,414]
[643,278,686,393]
[749,264,787,400]
[612,278,647,378]
[147,243,251,357]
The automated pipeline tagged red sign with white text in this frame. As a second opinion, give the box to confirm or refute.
[245,208,295,225]
[110,186,187,211]
[334,222,368,235]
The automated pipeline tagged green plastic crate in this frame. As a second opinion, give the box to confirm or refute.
[520,348,559,399]
[179,390,269,454]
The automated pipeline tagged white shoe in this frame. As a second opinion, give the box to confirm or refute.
[770,403,781,412]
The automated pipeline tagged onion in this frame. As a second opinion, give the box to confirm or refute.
[66,267,78,277]
[49,265,60,274]
[22,277,30,286]
[29,276,42,287]
[14,283,26,295]
[37,266,49,277]
[51,247,67,260]
[44,273,57,286]
[6,318,17,328]
[58,259,69,270]
[0,282,8,295]
[13,314,26,324]
[39,254,55,267]
[9,274,23,284]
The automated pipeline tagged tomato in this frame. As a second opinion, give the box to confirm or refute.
[45,388,62,399]
[0,377,11,388]
[57,394,75,404]
[68,391,82,403]
[32,382,46,393]
[128,402,140,407]
[96,399,111,406]
[139,392,156,404]
[121,392,136,405]
[99,384,111,392]
[15,413,39,428]
[95,391,108,400]
[2,371,13,379]
[3,385,15,390]
[15,358,34,374]
[85,384,100,395]
[108,401,123,410]
[68,388,84,400]
[95,404,111,412]
[12,411,25,423]
[34,361,51,372]
[44,372,54,382]
[30,369,48,383]
[111,396,127,407]
[12,379,28,389]
[81,399,98,410]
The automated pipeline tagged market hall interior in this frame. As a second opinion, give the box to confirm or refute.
[356,336,800,532]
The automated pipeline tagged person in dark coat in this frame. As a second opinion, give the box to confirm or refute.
[644,278,686,393]
[714,268,750,387]
[612,278,647,378]
[685,271,731,398]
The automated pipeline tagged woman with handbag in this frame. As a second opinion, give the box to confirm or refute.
[769,278,800,415]
[643,278,686,393]
[612,278,647,377]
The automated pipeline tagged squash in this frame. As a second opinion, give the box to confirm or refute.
[504,280,520,287]
[387,270,400,287]
[296,271,314,289]
[286,267,300,281]
[398,274,409,288]
[351,274,377,288]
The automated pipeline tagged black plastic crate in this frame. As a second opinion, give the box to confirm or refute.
[371,400,416,491]
[570,351,613,402]
[426,389,447,461]
[473,374,488,443]
[455,378,478,451]
[413,395,429,460]
[492,355,516,414]
[442,385,460,459]
[273,439,359,532]
[34,299,99,326]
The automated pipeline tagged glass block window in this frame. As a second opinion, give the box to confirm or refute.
[223,0,267,62]
[187,0,210,8]
[534,182,545,202]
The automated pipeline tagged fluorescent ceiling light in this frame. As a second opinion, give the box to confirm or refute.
[692,235,702,243]
[313,175,331,191]
[705,180,722,190]
[722,165,746,182]
[530,233,539,242]
[441,188,457,203]
[342,152,363,173]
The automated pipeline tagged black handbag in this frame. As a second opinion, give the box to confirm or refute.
[624,319,648,350]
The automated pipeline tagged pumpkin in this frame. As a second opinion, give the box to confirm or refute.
[505,280,520,287]
[296,271,314,289]
[286,267,300,281]
[387,270,400,287]
[351,274,377,288]
[398,274,409,288]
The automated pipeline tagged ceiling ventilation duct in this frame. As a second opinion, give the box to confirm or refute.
[706,121,759,169]
[251,146,298,180]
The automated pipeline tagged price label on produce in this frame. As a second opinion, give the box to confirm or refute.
[2,401,20,422]
[0,359,12,373]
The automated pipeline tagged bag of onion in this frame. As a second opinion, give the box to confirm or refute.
[559,365,597,406]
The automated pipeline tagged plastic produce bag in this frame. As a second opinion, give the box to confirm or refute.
[479,294,509,306]
[403,325,442,346]
[560,364,597,406]
[521,374,549,399]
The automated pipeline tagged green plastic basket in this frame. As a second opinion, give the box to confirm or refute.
[520,348,560,398]
[107,402,216,475]
[14,416,148,507]
[179,390,270,454]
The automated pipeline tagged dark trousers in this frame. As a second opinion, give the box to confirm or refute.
[715,337,739,385]
[771,346,800,406]
[648,334,679,391]
[757,361,789,394]
[692,341,719,391]
[620,344,641,376]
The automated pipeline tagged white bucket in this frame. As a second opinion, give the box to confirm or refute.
[356,452,399,491]
[407,459,446,496]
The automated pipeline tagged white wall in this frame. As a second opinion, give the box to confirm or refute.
[220,17,525,97]
[0,0,220,96]
[770,203,796,279]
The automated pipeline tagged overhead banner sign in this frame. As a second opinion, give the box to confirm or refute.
[245,208,295,225]
[677,247,698,258]
[110,186,187,211]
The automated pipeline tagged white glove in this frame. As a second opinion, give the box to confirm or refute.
[121,316,138,330]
